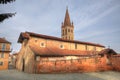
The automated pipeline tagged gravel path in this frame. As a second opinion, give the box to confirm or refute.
[0,69,120,80]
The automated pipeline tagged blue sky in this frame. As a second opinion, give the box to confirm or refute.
[0,0,120,53]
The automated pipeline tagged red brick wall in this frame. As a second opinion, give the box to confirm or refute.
[110,55,120,71]
[35,56,112,73]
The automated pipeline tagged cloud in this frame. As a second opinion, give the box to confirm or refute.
[76,28,120,40]
[74,0,120,31]
[0,0,120,53]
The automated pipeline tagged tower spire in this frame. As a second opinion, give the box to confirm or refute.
[61,7,74,40]
[64,7,71,26]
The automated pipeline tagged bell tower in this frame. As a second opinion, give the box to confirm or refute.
[61,7,74,40]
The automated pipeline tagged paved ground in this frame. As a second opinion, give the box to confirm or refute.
[0,69,120,80]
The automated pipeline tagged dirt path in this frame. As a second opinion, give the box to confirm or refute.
[0,69,120,80]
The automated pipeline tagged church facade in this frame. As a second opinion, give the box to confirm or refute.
[16,8,118,73]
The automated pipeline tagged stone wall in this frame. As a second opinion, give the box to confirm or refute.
[16,39,29,71]
[35,55,112,73]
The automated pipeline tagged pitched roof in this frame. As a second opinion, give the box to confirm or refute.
[18,31,105,47]
[0,38,11,43]
[29,45,98,57]
[98,48,117,55]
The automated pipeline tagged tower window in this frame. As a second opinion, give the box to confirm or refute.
[62,30,64,35]
[68,29,70,32]
[71,30,73,33]
[62,33,64,36]
[65,29,67,35]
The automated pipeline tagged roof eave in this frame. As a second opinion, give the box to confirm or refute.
[17,32,29,43]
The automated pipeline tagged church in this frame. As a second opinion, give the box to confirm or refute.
[16,8,117,73]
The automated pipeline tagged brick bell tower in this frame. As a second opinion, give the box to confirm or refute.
[61,7,74,40]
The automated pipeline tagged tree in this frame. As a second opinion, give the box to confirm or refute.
[0,0,15,23]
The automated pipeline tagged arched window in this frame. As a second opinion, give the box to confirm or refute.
[62,30,64,35]
[65,29,67,35]
[68,29,70,32]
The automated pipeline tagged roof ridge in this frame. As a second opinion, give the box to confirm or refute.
[18,31,104,47]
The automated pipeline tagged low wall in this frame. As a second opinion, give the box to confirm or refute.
[110,55,120,71]
[35,56,112,73]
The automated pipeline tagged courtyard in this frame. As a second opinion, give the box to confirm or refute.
[0,69,120,80]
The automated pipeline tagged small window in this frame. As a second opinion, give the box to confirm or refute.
[2,43,6,51]
[75,44,77,49]
[0,62,3,66]
[36,56,40,61]
[60,45,64,49]
[35,39,38,42]
[40,42,45,47]
[85,45,88,50]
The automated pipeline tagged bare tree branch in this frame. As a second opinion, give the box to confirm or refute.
[0,0,15,4]
[0,13,15,22]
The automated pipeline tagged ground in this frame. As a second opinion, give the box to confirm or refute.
[0,69,120,80]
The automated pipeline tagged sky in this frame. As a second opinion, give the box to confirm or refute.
[0,0,120,53]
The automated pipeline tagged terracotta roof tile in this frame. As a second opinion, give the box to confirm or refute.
[18,31,105,47]
[0,38,11,43]
[29,44,98,57]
